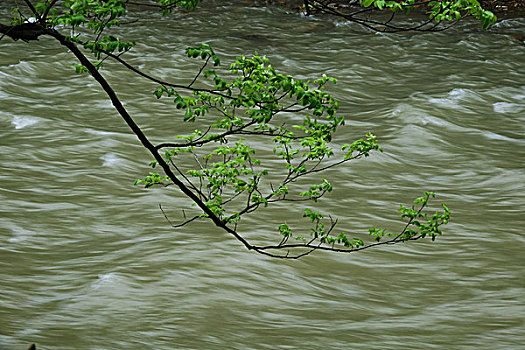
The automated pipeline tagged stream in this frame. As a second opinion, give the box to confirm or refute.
[1,2,524,349]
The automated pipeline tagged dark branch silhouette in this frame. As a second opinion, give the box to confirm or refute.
[1,0,452,258]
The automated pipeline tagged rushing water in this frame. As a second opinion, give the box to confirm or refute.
[1,2,524,349]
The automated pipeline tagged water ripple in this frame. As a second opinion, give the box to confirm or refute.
[1,2,524,350]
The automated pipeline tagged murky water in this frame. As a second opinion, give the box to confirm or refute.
[1,2,524,349]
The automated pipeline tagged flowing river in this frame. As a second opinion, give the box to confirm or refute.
[1,2,524,349]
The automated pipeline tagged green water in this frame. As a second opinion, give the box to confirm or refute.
[1,2,524,349]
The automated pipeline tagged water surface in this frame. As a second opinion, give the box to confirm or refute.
[1,2,524,349]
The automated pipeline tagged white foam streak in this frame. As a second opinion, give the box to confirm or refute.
[11,115,40,129]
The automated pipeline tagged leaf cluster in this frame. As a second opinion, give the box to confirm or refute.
[6,0,453,258]
[134,47,450,257]
[305,0,497,32]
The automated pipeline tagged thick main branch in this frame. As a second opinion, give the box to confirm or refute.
[44,28,254,251]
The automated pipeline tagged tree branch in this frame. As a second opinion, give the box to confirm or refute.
[22,0,41,21]
[42,0,60,23]
[44,28,254,251]
[97,47,235,100]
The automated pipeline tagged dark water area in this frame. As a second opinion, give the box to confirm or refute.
[1,2,524,349]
